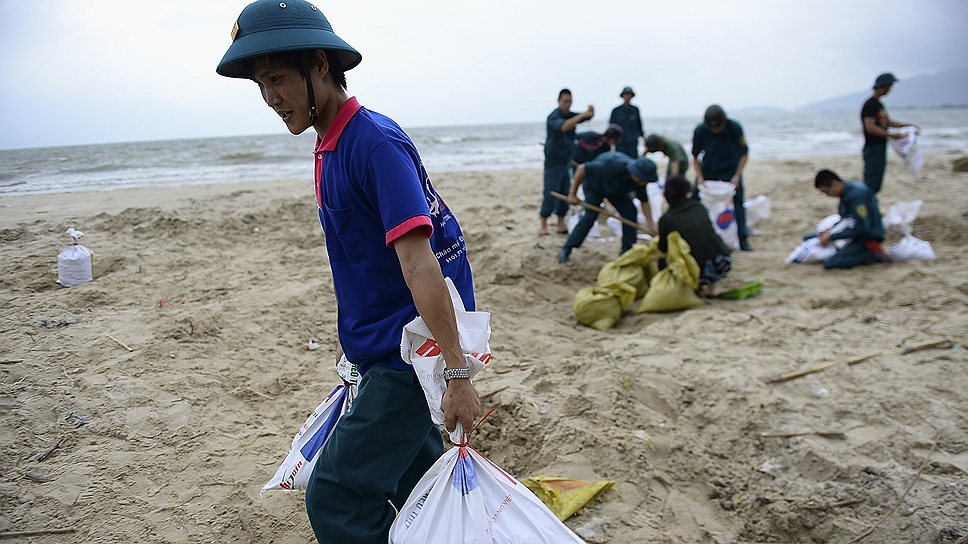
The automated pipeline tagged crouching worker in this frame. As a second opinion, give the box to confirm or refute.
[814,169,888,270]
[216,2,481,543]
[658,176,732,297]
[558,154,659,263]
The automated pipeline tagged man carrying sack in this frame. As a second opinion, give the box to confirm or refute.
[216,2,481,542]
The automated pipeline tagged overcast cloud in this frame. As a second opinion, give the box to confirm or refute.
[1,0,966,149]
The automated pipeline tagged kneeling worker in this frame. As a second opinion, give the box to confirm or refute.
[658,176,732,297]
[813,169,888,269]
[558,153,659,263]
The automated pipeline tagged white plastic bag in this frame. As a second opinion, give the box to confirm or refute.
[888,235,936,262]
[261,382,356,493]
[401,278,491,444]
[785,215,854,264]
[890,126,924,181]
[567,210,605,240]
[745,194,773,234]
[698,180,740,250]
[57,227,93,287]
[645,180,665,225]
[883,200,923,236]
[389,444,586,544]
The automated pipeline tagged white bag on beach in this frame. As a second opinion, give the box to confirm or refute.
[883,200,923,235]
[890,126,923,181]
[645,180,665,224]
[699,181,740,249]
[57,228,93,287]
[261,382,356,493]
[388,444,586,544]
[785,215,854,264]
[401,278,491,444]
[567,210,605,240]
[888,235,936,262]
[744,195,773,234]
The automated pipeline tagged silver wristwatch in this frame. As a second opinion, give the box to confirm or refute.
[443,367,470,381]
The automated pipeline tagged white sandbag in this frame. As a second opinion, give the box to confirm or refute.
[57,227,93,287]
[888,235,936,262]
[785,215,854,264]
[645,180,665,224]
[401,278,491,444]
[890,126,923,181]
[785,237,838,264]
[883,200,923,236]
[261,382,356,493]
[698,181,740,250]
[745,195,773,233]
[389,445,586,544]
[568,210,605,240]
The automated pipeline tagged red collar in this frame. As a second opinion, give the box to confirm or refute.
[315,96,362,153]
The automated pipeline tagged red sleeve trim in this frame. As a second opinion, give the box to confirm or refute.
[386,216,433,247]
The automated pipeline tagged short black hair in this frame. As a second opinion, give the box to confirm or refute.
[241,49,347,90]
[664,175,692,207]
[558,88,572,100]
[815,169,842,188]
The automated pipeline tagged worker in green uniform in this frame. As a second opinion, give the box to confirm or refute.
[812,169,889,270]
[645,133,689,179]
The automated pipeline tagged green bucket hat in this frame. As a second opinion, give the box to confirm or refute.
[216,0,362,79]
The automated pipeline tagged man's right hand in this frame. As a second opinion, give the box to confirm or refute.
[567,193,580,205]
[441,379,481,436]
[584,105,595,120]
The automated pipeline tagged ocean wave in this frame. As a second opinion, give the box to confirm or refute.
[60,164,126,175]
[219,151,269,163]
[0,179,26,188]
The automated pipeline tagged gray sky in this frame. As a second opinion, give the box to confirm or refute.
[1,0,966,149]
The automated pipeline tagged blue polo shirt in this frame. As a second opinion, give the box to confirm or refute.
[691,119,749,181]
[583,151,649,201]
[545,108,578,164]
[314,97,475,375]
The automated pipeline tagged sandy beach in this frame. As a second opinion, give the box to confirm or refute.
[1,151,967,543]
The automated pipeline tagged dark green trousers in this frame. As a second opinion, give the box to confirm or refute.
[305,366,444,544]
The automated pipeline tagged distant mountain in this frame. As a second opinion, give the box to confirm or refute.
[800,68,968,112]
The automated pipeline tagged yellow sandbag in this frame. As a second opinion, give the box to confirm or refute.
[572,282,636,331]
[637,231,703,313]
[521,476,615,521]
[596,242,662,298]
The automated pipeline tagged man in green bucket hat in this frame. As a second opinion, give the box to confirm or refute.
[217,2,481,542]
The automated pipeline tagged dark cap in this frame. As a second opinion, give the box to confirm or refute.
[873,72,899,89]
[603,123,624,139]
[217,0,362,78]
[627,157,658,183]
[704,104,727,129]
[644,134,663,152]
[620,86,635,98]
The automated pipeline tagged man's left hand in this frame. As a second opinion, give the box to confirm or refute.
[730,174,741,186]
[819,230,832,246]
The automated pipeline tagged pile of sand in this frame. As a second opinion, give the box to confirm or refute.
[1,152,966,543]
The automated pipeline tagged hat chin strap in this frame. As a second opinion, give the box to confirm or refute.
[304,56,318,126]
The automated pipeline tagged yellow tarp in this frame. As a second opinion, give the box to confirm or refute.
[521,476,615,521]
[637,231,703,313]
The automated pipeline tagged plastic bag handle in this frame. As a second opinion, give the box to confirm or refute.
[458,406,497,447]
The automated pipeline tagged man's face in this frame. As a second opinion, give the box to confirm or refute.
[817,182,843,198]
[622,93,633,105]
[251,59,311,135]
[558,93,573,112]
[629,173,647,187]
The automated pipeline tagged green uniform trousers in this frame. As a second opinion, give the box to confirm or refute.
[306,365,444,544]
